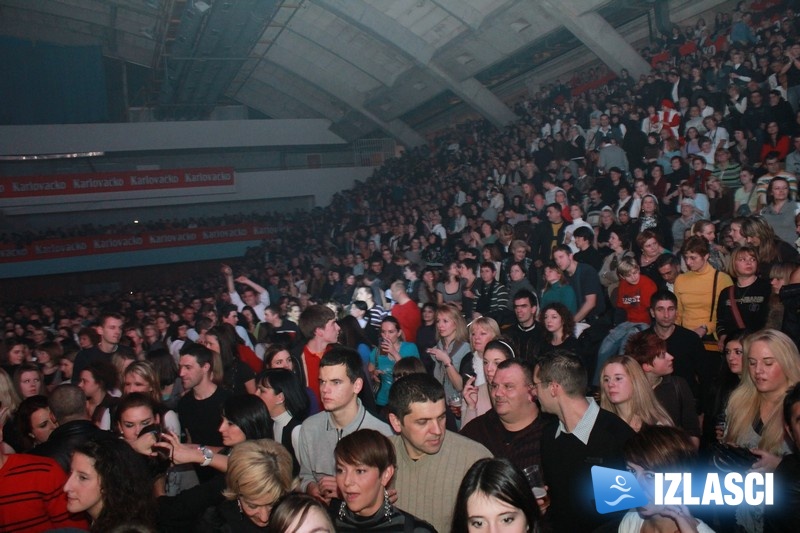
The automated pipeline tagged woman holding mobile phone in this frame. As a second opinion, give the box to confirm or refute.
[368,317,419,410]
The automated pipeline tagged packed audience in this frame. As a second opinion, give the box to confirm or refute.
[5,2,800,532]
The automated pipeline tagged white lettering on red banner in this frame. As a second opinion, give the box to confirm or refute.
[0,167,235,198]
[0,223,277,263]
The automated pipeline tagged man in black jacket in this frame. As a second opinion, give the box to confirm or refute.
[529,203,566,290]
[31,384,109,472]
[535,352,634,532]
[505,290,545,364]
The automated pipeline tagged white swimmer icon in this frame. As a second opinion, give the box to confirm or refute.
[604,475,635,506]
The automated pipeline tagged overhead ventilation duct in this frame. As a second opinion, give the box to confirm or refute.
[157,0,211,111]
[653,0,672,37]
[157,0,279,119]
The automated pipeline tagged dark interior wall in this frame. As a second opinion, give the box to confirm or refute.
[0,257,228,306]
[0,37,108,125]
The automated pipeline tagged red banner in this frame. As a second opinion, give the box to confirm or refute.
[0,167,235,199]
[0,223,277,262]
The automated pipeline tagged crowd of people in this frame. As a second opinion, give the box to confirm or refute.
[5,1,800,532]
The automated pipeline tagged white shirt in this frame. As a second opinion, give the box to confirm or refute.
[555,398,600,444]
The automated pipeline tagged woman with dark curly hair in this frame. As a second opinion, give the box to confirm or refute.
[77,360,119,430]
[63,435,155,532]
[539,302,578,358]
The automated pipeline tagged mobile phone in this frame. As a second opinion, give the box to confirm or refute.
[139,423,162,439]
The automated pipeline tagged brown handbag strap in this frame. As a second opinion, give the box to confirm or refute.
[728,285,746,329]
[709,270,720,321]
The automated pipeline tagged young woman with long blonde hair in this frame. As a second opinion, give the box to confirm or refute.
[600,356,673,432]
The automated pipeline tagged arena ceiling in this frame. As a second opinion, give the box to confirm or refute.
[0,0,660,143]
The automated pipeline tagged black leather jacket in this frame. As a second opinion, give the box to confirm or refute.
[780,283,800,349]
[30,419,110,472]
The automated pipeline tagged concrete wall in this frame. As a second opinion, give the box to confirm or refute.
[0,118,347,156]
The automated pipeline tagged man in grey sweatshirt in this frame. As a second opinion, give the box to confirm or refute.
[297,347,392,503]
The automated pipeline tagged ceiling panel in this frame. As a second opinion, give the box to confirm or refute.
[269,32,383,100]
[287,2,413,86]
[0,0,702,141]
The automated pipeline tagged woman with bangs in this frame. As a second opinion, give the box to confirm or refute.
[331,429,435,532]
[32,340,62,390]
[451,457,540,533]
[600,355,673,433]
[723,329,800,532]
[715,245,770,350]
[626,331,701,448]
[766,263,794,329]
[158,438,296,531]
[621,426,713,533]
[14,362,45,400]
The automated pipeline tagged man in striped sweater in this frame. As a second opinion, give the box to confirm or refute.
[0,426,89,532]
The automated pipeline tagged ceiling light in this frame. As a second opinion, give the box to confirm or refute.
[0,151,105,161]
